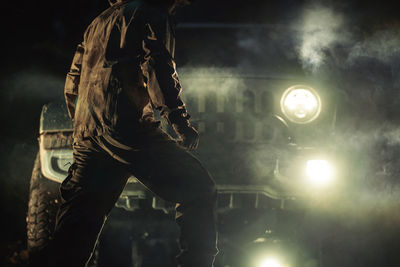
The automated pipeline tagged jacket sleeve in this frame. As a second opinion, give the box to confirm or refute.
[64,43,84,120]
[140,15,190,125]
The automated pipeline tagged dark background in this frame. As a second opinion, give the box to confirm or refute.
[1,0,400,266]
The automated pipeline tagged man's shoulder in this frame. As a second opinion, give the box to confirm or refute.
[130,1,169,23]
[83,1,168,39]
[84,5,119,33]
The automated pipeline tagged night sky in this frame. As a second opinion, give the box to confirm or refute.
[1,0,400,266]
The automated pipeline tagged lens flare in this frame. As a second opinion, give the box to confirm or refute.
[280,85,321,124]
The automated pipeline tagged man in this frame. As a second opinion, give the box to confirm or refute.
[32,0,218,266]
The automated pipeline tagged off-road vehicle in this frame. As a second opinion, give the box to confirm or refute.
[27,24,344,267]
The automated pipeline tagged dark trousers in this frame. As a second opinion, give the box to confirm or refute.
[36,128,218,267]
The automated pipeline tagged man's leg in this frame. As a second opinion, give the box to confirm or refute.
[138,146,218,267]
[34,137,129,267]
[97,132,218,267]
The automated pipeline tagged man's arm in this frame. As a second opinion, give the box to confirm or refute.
[141,16,186,119]
[140,14,198,149]
[64,43,84,120]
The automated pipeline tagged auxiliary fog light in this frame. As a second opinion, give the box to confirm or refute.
[258,257,283,267]
[306,160,333,186]
[280,85,321,124]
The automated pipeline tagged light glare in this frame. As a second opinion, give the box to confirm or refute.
[259,258,283,267]
[306,160,333,186]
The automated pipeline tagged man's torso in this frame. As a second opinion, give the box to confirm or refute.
[73,0,175,140]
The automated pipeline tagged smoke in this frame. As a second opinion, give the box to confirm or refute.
[178,8,400,219]
[176,19,400,262]
[283,2,400,237]
[348,28,400,65]
[347,27,400,89]
[295,1,400,78]
[0,67,65,102]
[179,67,245,97]
[295,3,349,72]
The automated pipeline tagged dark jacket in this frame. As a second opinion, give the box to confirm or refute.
[64,0,188,140]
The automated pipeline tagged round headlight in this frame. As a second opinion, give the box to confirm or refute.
[280,85,321,124]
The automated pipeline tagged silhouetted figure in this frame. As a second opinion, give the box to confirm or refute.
[30,0,218,266]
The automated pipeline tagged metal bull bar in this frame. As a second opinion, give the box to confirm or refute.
[117,182,298,214]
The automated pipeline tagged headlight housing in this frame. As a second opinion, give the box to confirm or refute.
[280,85,321,124]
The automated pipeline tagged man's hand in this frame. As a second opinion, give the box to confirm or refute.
[173,124,199,150]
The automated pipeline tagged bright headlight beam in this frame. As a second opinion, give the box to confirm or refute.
[306,160,333,186]
[280,85,321,124]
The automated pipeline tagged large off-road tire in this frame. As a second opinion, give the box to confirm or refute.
[26,152,60,253]
[26,152,99,266]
